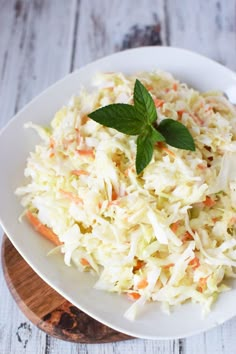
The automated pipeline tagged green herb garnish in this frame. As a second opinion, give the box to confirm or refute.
[88,79,195,174]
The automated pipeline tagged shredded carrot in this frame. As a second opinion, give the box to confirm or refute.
[76,149,95,158]
[177,110,186,117]
[197,163,207,170]
[192,114,204,126]
[60,189,83,204]
[212,217,220,223]
[127,292,141,301]
[154,98,165,108]
[203,196,216,207]
[172,83,178,91]
[230,216,236,224]
[80,258,90,266]
[49,152,55,158]
[189,257,200,270]
[146,85,153,91]
[157,142,176,158]
[49,137,55,149]
[133,260,145,272]
[197,277,208,292]
[182,231,193,242]
[26,211,62,246]
[112,188,119,201]
[137,279,148,289]
[163,263,174,269]
[170,221,180,233]
[71,169,89,176]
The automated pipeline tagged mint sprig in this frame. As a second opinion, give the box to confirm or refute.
[88,79,195,174]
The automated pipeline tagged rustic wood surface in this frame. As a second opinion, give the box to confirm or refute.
[1,0,236,353]
[1,235,131,343]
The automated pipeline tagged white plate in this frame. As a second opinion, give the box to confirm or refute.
[1,46,236,340]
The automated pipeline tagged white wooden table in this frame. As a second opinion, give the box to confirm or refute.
[1,1,236,352]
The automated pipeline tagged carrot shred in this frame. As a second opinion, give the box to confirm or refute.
[197,277,208,292]
[133,260,145,272]
[230,216,236,224]
[163,263,174,269]
[177,110,186,117]
[49,137,55,149]
[146,85,153,91]
[157,142,176,158]
[189,256,200,270]
[71,169,89,176]
[60,189,83,204]
[203,196,216,207]
[170,221,180,233]
[127,292,141,301]
[76,149,95,158]
[26,211,62,246]
[112,188,119,201]
[137,279,148,289]
[80,258,90,266]
[172,83,178,91]
[197,163,207,170]
[182,231,193,242]
[154,98,165,108]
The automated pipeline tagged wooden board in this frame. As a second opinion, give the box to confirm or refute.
[1,235,131,343]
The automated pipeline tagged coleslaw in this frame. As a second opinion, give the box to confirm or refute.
[16,71,236,320]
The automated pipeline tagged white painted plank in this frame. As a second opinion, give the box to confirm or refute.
[0,0,76,128]
[166,0,236,70]
[0,0,78,353]
[166,1,236,353]
[73,0,166,68]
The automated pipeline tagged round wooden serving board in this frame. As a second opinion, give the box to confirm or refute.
[1,235,132,343]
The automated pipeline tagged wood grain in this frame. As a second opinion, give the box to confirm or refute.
[2,235,131,343]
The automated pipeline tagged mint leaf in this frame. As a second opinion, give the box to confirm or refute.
[149,126,165,143]
[88,103,145,135]
[158,119,195,151]
[136,132,154,174]
[134,79,157,124]
[135,126,164,174]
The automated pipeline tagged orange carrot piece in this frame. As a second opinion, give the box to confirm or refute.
[177,110,186,117]
[80,258,90,266]
[203,196,216,207]
[172,83,178,91]
[133,260,145,272]
[26,211,62,246]
[157,142,176,158]
[189,257,200,270]
[137,279,148,289]
[127,292,141,301]
[163,263,175,269]
[49,137,55,149]
[71,169,89,176]
[197,277,208,292]
[230,216,236,224]
[112,188,118,201]
[182,231,193,242]
[60,190,83,205]
[154,98,165,108]
[76,149,95,158]
[170,221,180,233]
[197,163,207,170]
[146,85,153,91]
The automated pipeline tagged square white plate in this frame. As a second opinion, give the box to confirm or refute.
[1,46,236,339]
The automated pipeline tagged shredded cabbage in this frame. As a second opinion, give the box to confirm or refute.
[16,71,236,320]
